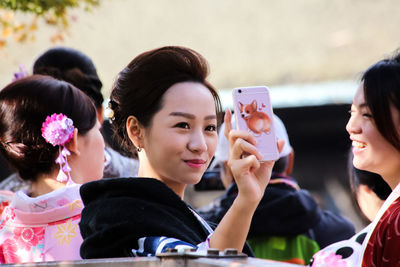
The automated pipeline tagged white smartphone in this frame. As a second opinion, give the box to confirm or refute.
[232,86,279,161]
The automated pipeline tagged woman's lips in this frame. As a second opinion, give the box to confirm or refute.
[353,140,366,148]
[352,140,366,154]
[185,159,206,168]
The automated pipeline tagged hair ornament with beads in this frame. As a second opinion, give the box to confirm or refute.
[41,113,74,183]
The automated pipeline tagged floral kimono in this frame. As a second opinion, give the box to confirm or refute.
[0,184,83,263]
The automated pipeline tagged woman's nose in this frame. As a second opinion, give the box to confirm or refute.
[346,114,361,135]
[188,131,207,153]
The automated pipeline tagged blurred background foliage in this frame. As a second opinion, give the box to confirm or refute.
[1,0,400,95]
[0,0,99,48]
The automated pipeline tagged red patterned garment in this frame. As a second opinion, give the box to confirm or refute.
[362,197,400,267]
[0,191,13,215]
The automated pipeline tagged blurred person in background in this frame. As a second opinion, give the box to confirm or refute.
[348,151,391,223]
[198,114,355,265]
[310,152,391,266]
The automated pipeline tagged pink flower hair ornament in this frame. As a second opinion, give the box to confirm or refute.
[41,113,75,183]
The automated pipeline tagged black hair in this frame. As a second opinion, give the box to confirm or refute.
[350,167,391,201]
[272,155,289,174]
[347,150,391,222]
[362,50,400,151]
[33,47,104,108]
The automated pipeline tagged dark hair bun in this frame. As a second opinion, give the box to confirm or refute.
[33,47,104,108]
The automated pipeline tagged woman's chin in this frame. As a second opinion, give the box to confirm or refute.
[353,160,370,173]
[185,175,203,185]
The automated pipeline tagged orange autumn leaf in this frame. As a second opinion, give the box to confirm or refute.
[1,27,11,38]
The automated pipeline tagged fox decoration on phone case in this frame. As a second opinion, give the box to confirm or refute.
[238,100,271,135]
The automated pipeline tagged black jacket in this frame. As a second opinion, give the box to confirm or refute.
[79,178,211,259]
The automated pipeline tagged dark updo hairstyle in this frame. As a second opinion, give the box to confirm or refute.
[0,75,97,182]
[109,46,222,156]
[33,47,104,108]
[362,50,400,151]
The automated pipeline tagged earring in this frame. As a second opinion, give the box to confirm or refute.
[137,146,142,152]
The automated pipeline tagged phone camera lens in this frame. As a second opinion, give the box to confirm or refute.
[238,89,242,93]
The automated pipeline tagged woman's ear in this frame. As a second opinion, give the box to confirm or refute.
[285,149,295,176]
[96,106,104,125]
[65,128,80,155]
[126,115,144,148]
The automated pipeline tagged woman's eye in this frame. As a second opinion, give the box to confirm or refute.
[362,113,373,118]
[360,108,373,118]
[205,125,217,132]
[348,108,372,119]
[175,122,190,129]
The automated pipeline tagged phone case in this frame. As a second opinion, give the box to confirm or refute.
[232,86,279,161]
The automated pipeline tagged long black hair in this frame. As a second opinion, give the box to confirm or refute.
[362,51,400,151]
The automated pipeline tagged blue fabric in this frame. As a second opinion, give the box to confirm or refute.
[132,236,197,256]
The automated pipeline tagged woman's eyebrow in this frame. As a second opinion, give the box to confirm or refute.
[169,112,216,121]
[204,115,217,120]
[169,112,195,119]
[359,103,368,109]
[352,102,368,109]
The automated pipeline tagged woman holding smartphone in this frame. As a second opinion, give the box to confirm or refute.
[79,46,283,259]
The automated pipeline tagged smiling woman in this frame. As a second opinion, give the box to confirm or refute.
[78,46,282,259]
[349,52,400,267]
[310,50,400,266]
[347,84,400,188]
[126,82,218,197]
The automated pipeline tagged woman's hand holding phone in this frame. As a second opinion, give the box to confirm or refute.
[208,108,283,252]
[224,109,284,205]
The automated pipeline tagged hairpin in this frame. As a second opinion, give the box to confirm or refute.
[104,101,115,122]
[41,113,74,183]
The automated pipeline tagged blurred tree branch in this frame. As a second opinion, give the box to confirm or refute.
[0,0,100,49]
